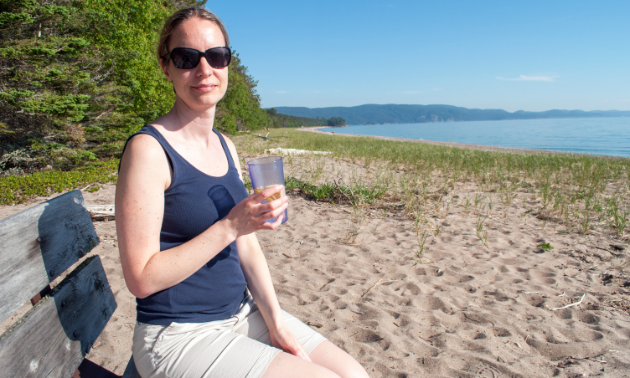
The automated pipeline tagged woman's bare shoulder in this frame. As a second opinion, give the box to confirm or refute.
[125,132,162,152]
[119,132,170,185]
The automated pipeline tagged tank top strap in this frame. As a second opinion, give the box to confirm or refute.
[213,129,236,170]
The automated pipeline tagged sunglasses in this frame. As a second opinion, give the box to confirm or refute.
[165,46,232,69]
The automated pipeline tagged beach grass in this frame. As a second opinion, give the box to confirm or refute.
[1,127,628,240]
[235,128,630,240]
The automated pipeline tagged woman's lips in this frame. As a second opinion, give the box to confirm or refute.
[193,84,217,92]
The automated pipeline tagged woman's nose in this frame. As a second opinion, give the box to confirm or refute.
[196,55,214,76]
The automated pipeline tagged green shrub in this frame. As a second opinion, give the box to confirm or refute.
[0,158,119,204]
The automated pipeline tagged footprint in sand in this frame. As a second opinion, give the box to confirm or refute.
[421,297,449,313]
[576,312,600,324]
[492,327,512,337]
[458,274,475,283]
[483,290,510,302]
[353,329,384,343]
[463,285,477,293]
[401,283,421,296]
[525,295,546,308]
[415,267,427,276]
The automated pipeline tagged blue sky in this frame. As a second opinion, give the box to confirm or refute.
[207,1,629,112]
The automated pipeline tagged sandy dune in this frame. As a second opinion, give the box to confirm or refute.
[1,157,629,377]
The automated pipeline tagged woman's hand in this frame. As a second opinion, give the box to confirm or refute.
[269,322,312,362]
[222,185,288,239]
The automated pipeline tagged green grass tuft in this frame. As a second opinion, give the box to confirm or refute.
[286,176,386,205]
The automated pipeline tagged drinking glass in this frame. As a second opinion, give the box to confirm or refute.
[247,156,288,224]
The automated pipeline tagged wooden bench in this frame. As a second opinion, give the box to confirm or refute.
[0,190,141,377]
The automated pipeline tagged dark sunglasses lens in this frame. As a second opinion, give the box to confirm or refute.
[206,47,231,68]
[171,48,200,69]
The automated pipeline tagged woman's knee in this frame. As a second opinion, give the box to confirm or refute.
[308,341,369,378]
[262,352,341,378]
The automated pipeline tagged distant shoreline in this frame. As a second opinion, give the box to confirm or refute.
[300,127,624,159]
[274,104,630,126]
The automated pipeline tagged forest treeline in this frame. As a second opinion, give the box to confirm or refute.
[266,108,345,128]
[275,104,630,125]
[0,0,331,176]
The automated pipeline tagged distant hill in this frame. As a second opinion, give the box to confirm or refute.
[265,109,346,128]
[273,104,630,126]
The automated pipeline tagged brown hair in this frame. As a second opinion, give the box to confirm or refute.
[157,7,230,63]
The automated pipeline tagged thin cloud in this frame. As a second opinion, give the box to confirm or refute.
[496,75,555,82]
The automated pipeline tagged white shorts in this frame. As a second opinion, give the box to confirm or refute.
[132,294,327,378]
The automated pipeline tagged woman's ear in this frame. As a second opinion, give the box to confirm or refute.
[159,58,173,82]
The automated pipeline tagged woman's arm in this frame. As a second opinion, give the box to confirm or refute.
[116,135,287,298]
[223,136,310,361]
[237,235,311,361]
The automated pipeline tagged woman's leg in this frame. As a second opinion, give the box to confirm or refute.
[261,341,369,378]
[241,305,368,378]
[309,340,370,378]
[261,352,340,378]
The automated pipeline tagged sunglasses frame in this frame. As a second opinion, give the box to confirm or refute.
[164,46,232,69]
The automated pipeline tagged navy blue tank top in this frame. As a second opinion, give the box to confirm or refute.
[121,125,249,325]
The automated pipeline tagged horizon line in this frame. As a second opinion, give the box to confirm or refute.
[265,104,630,113]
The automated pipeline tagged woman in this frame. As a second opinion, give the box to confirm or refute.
[115,7,369,378]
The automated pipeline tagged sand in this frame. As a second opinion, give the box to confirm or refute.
[1,154,630,377]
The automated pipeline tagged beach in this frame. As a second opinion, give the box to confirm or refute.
[305,127,615,158]
[1,139,629,377]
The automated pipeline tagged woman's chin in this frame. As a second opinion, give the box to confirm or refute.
[181,94,223,110]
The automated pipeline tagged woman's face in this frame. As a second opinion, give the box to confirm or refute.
[160,17,229,111]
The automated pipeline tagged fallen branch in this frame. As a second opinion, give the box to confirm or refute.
[551,293,586,311]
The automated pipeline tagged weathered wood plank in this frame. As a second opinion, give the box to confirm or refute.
[0,190,99,325]
[87,205,115,221]
[122,356,141,378]
[0,256,117,378]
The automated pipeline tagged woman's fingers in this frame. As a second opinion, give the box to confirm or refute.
[266,199,288,219]
[252,185,284,204]
[225,185,288,237]
[258,202,288,229]
[271,327,312,362]
[252,189,287,221]
[291,343,311,362]
[284,336,311,362]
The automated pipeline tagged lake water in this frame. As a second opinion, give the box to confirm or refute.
[319,117,630,158]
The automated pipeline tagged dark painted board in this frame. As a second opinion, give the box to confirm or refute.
[122,356,142,378]
[0,256,116,378]
[0,190,99,325]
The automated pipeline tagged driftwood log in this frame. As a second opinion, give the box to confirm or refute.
[87,205,115,221]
